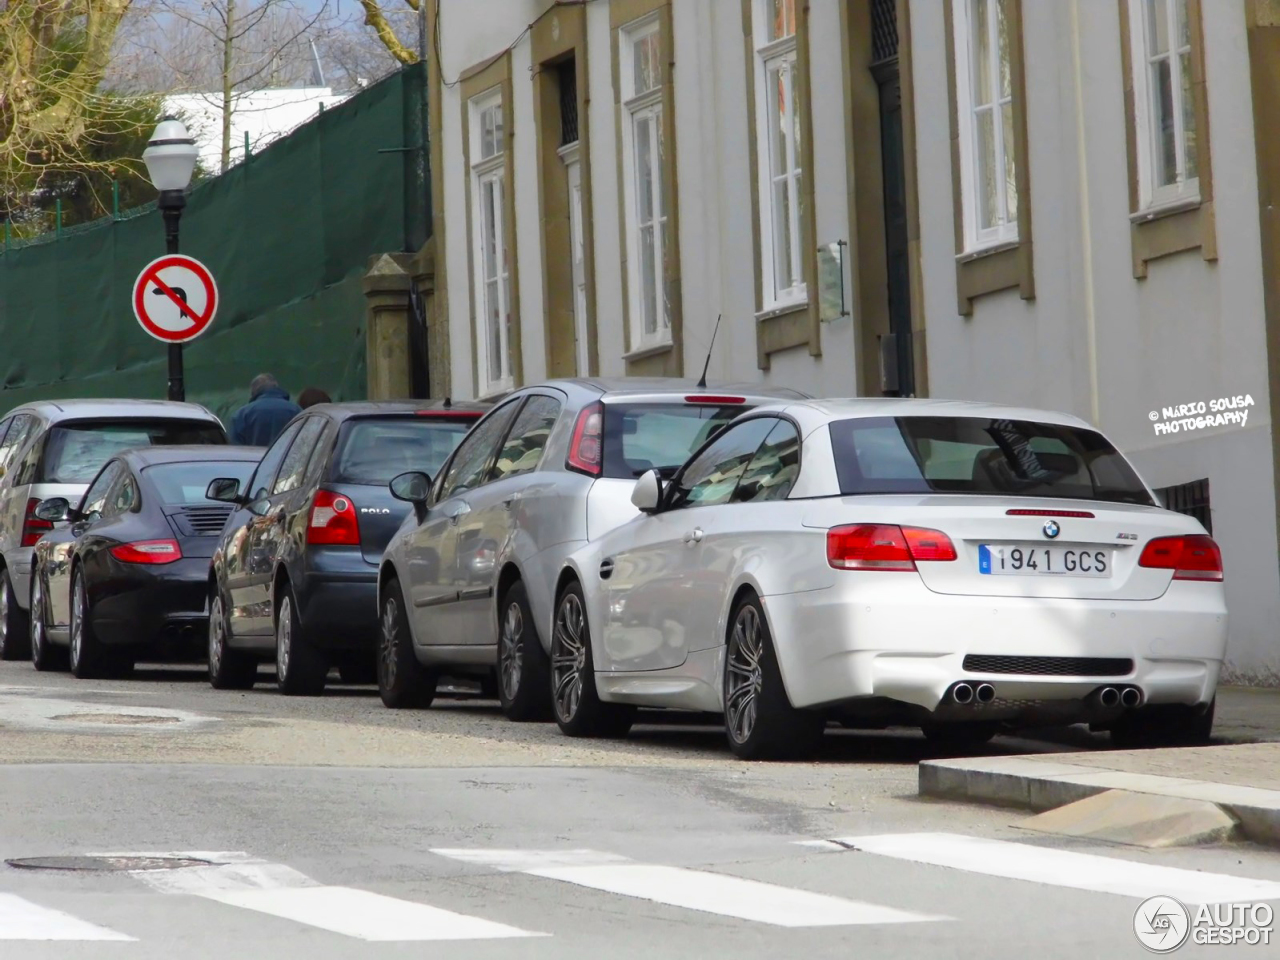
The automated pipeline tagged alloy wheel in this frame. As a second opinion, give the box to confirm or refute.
[499,601,524,702]
[276,596,292,680]
[551,592,587,722]
[379,597,399,689]
[30,577,44,662]
[70,576,85,670]
[209,595,224,676]
[725,604,764,744]
[0,580,9,654]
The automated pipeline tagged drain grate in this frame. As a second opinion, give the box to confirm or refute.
[7,855,212,872]
[50,714,180,725]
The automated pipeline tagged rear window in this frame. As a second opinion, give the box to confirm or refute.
[40,420,226,484]
[828,416,1155,506]
[602,403,748,479]
[334,417,474,485]
[145,461,257,505]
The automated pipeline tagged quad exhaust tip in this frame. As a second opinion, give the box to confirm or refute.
[1099,687,1120,708]
[1120,687,1142,708]
[975,683,995,703]
[951,683,974,704]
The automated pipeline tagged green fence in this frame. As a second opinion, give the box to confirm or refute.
[0,64,427,423]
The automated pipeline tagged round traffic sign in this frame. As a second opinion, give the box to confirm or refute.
[132,254,218,343]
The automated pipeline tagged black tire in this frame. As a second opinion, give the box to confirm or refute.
[377,578,437,708]
[1110,700,1215,749]
[0,567,31,661]
[275,584,327,696]
[723,593,824,760]
[338,660,377,685]
[920,721,999,748]
[30,568,67,672]
[551,580,635,738]
[496,579,552,722]
[208,585,257,690]
[69,569,112,680]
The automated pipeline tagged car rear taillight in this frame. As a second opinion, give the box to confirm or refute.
[110,540,182,564]
[1138,534,1223,581]
[567,401,604,476]
[827,524,957,571]
[21,498,52,548]
[684,395,746,405]
[308,489,361,546]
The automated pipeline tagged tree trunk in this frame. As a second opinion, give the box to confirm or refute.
[221,0,236,173]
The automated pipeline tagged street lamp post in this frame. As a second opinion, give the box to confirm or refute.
[142,117,199,402]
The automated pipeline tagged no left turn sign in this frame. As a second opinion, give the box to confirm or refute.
[132,254,218,343]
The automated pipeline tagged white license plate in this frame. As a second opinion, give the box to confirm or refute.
[978,544,1111,578]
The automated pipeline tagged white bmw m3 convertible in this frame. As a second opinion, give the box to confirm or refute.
[549,399,1226,760]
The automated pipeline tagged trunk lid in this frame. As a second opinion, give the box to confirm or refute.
[322,482,413,564]
[803,495,1202,600]
[163,504,235,560]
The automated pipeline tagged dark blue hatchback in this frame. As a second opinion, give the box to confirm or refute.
[205,400,489,694]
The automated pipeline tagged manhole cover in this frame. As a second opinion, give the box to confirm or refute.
[7,856,212,872]
[50,713,180,725]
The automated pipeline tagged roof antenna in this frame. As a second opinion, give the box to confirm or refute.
[696,314,722,390]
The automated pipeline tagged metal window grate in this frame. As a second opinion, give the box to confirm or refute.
[871,0,899,65]
[1154,477,1211,534]
[558,59,579,147]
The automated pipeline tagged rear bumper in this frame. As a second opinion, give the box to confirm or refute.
[92,558,210,657]
[761,576,1227,718]
[296,571,379,650]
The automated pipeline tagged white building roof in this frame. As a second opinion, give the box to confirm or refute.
[165,87,352,175]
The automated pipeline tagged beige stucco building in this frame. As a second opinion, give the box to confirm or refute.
[406,0,1280,680]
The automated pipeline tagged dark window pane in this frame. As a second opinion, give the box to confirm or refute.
[39,420,226,484]
[145,461,258,505]
[602,403,749,479]
[334,418,473,486]
[667,418,777,510]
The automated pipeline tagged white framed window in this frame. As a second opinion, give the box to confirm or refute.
[619,15,670,350]
[751,0,805,309]
[559,143,590,376]
[951,0,1018,252]
[469,91,512,395]
[1128,0,1199,210]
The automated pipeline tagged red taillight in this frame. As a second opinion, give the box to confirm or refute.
[1138,534,1223,581]
[1005,509,1095,518]
[827,524,956,571]
[21,498,52,547]
[567,401,604,476]
[110,540,182,564]
[684,395,746,405]
[308,489,361,546]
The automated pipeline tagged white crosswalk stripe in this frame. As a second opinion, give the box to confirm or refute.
[811,833,1280,905]
[0,893,134,941]
[430,847,949,927]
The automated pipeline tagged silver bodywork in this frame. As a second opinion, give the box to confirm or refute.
[559,398,1228,726]
[378,378,809,672]
[0,399,224,611]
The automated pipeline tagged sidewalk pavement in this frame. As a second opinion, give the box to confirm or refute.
[920,686,1280,848]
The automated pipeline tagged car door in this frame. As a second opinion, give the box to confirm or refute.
[405,400,520,648]
[245,416,326,633]
[0,414,38,553]
[453,393,563,645]
[596,417,778,673]
[46,461,121,624]
[227,420,302,636]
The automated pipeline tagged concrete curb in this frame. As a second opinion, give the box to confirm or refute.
[919,756,1280,848]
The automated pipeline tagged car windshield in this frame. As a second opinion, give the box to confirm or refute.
[601,403,750,480]
[144,461,257,505]
[334,417,475,485]
[828,415,1155,505]
[39,420,227,484]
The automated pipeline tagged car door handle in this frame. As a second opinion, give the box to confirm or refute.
[502,493,522,511]
[599,559,614,580]
[683,528,703,544]
[445,501,471,524]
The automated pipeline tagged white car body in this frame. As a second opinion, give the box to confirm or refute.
[556,399,1226,751]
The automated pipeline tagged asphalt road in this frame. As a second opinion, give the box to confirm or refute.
[0,662,1276,959]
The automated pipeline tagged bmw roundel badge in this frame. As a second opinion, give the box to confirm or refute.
[1043,520,1061,539]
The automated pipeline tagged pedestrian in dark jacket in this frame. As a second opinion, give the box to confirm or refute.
[229,374,301,447]
[298,387,331,410]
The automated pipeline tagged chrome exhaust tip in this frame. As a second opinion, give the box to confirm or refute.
[975,683,995,703]
[951,683,974,704]
[1120,687,1142,708]
[1099,687,1120,708]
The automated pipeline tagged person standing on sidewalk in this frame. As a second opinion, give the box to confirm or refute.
[229,374,301,447]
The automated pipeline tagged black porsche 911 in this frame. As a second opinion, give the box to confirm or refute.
[28,445,264,678]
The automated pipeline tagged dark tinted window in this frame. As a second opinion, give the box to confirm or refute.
[334,417,473,485]
[247,421,302,502]
[492,396,561,482]
[146,461,258,505]
[732,420,801,503]
[603,403,748,479]
[107,473,139,517]
[273,417,326,496]
[666,418,777,510]
[438,402,520,500]
[39,420,226,484]
[828,416,1155,505]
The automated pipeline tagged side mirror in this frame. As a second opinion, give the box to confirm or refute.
[206,478,242,503]
[631,469,663,513]
[34,498,70,523]
[390,471,433,504]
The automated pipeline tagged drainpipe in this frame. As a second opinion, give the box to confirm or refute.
[1071,0,1101,426]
